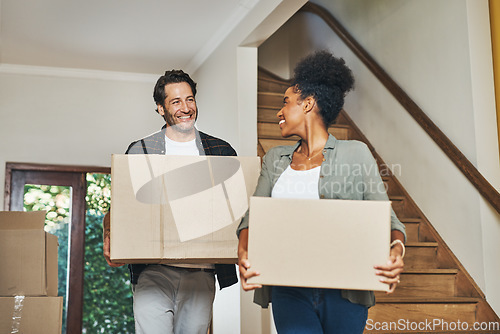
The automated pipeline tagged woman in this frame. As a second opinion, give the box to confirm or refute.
[237,50,406,333]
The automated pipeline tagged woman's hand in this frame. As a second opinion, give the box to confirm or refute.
[374,242,404,294]
[238,229,262,291]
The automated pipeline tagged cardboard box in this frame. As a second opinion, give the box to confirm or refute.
[111,155,261,264]
[247,197,391,292]
[0,211,58,296]
[0,296,63,334]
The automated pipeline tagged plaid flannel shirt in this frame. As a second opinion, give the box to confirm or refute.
[125,125,238,289]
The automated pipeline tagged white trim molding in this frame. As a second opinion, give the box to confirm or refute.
[0,63,159,83]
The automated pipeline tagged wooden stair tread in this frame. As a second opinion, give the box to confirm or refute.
[375,297,481,304]
[258,104,280,108]
[405,242,438,247]
[402,268,458,274]
[258,76,290,85]
[399,217,422,223]
[389,195,406,200]
[258,92,283,96]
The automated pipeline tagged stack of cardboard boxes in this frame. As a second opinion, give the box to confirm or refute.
[0,211,63,334]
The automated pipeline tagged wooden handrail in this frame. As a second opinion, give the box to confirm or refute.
[300,2,500,215]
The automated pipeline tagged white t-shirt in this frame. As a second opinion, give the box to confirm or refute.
[271,165,321,199]
[164,135,200,156]
[164,135,214,270]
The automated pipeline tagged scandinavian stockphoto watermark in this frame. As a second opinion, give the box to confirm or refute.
[271,160,402,196]
[365,318,500,332]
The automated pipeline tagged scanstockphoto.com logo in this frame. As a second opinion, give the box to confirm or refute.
[365,318,500,332]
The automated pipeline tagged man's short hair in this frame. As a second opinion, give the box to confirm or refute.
[153,70,197,113]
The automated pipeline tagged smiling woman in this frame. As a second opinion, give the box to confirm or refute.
[237,50,406,334]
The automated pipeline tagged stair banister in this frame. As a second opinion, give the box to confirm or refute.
[300,2,500,215]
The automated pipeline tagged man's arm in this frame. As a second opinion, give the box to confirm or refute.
[102,212,125,267]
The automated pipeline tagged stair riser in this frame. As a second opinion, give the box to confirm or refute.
[403,222,419,242]
[258,108,280,123]
[258,93,283,106]
[391,198,419,218]
[367,303,477,330]
[405,246,438,269]
[258,79,290,94]
[382,177,404,197]
[375,274,456,298]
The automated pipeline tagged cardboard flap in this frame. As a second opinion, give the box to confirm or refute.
[0,211,46,230]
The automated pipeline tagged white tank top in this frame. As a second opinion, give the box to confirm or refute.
[271,165,321,199]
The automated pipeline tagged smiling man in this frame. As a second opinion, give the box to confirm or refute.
[103,70,238,334]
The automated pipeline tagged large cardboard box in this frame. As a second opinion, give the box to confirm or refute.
[0,296,63,334]
[111,154,261,264]
[247,197,391,292]
[0,211,58,296]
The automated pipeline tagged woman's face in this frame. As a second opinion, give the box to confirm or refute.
[277,86,305,138]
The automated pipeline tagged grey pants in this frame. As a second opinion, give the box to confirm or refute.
[133,265,216,334]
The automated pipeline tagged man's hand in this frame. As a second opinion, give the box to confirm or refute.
[238,229,262,291]
[102,213,125,268]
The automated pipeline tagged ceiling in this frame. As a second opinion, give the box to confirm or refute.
[0,0,260,75]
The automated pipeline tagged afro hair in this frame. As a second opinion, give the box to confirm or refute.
[291,50,354,126]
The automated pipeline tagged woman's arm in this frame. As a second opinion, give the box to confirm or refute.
[356,143,405,292]
[374,230,405,293]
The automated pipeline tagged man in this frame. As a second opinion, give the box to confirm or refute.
[103,69,238,334]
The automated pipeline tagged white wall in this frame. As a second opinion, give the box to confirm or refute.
[0,68,160,205]
[259,0,500,315]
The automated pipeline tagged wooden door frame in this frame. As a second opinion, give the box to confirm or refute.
[4,162,110,334]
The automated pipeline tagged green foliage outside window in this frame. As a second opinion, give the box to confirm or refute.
[83,173,134,333]
[24,173,134,334]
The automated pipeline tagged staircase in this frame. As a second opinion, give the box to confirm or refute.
[257,68,500,333]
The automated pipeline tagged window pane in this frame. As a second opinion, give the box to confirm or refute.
[24,184,71,333]
[83,173,134,333]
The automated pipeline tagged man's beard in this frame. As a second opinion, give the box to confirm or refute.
[163,108,198,133]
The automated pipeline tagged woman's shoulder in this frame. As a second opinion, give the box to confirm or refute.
[334,139,373,161]
[336,139,370,152]
[263,144,296,159]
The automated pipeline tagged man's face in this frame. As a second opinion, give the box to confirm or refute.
[158,82,197,133]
